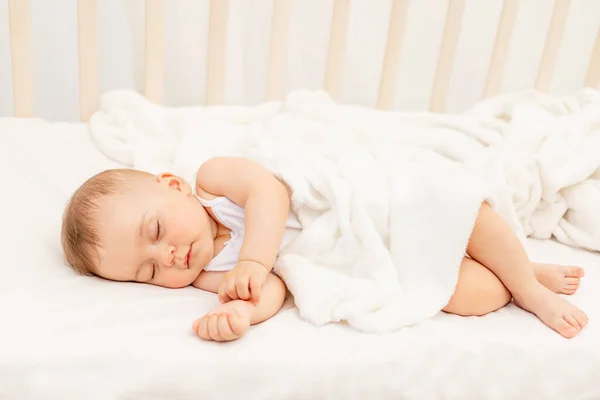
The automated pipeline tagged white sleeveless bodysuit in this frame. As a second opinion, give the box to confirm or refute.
[197,195,302,272]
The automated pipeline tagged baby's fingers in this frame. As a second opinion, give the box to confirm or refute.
[192,316,211,341]
[249,274,266,305]
[217,281,231,303]
[198,314,239,342]
[219,278,239,303]
[225,278,239,301]
[208,314,222,341]
[236,276,251,301]
[217,314,238,341]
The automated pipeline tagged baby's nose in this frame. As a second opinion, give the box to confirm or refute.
[163,245,176,267]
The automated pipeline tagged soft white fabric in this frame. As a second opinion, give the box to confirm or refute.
[197,195,302,272]
[89,88,600,333]
[91,90,492,332]
[1,118,600,399]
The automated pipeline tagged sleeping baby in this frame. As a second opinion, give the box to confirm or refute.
[61,156,588,341]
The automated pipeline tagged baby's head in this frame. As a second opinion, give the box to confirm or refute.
[61,169,216,288]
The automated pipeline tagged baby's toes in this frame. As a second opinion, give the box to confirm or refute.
[557,317,579,338]
[564,277,580,295]
[564,314,582,331]
[563,287,577,295]
[565,277,580,286]
[565,266,585,278]
[574,310,588,329]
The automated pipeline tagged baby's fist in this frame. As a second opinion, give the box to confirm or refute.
[192,300,251,342]
[218,260,268,305]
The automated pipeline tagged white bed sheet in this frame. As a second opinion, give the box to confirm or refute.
[1,118,599,400]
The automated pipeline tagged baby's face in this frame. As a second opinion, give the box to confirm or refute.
[95,173,215,288]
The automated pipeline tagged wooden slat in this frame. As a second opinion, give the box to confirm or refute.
[429,0,466,113]
[584,26,600,88]
[8,0,34,117]
[323,0,350,100]
[144,0,165,104]
[206,0,228,105]
[535,0,571,91]
[265,0,291,101]
[429,0,466,112]
[376,0,410,110]
[483,0,518,98]
[77,0,99,122]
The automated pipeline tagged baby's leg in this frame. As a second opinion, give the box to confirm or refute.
[443,257,511,316]
[466,202,588,338]
[444,258,586,317]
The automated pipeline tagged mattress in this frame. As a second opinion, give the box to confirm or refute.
[1,117,599,400]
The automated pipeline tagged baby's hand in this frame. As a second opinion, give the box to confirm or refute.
[192,300,251,342]
[218,260,268,305]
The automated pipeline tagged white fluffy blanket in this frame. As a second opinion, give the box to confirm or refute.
[89,88,600,333]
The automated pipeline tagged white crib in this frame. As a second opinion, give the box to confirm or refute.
[1,1,600,399]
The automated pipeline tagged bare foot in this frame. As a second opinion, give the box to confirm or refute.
[533,263,584,295]
[514,283,588,339]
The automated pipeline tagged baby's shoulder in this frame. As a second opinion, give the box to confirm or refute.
[195,184,220,202]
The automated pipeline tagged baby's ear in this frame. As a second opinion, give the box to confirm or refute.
[156,173,192,195]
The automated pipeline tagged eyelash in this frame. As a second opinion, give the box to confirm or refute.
[151,220,161,280]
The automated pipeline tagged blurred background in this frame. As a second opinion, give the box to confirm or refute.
[1,0,599,122]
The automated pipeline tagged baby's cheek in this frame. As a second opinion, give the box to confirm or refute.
[179,212,202,233]
[200,236,215,257]
[159,271,196,289]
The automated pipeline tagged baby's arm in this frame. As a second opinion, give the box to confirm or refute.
[192,271,287,341]
[196,157,291,303]
[196,157,290,270]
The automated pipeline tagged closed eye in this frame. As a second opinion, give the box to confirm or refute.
[156,220,161,241]
[151,262,157,280]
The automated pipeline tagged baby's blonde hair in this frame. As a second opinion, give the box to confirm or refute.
[61,168,152,276]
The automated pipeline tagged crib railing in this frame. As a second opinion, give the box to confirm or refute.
[7,0,600,122]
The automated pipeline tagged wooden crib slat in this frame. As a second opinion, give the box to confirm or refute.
[323,0,350,100]
[535,0,571,92]
[265,0,291,101]
[206,0,228,105]
[8,0,34,118]
[429,0,466,113]
[77,0,99,122]
[483,0,518,99]
[145,0,165,105]
[584,26,600,89]
[376,0,410,110]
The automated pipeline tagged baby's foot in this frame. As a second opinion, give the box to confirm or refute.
[514,283,588,339]
[533,263,584,295]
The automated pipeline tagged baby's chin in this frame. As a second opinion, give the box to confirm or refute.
[157,275,198,289]
[190,241,214,272]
